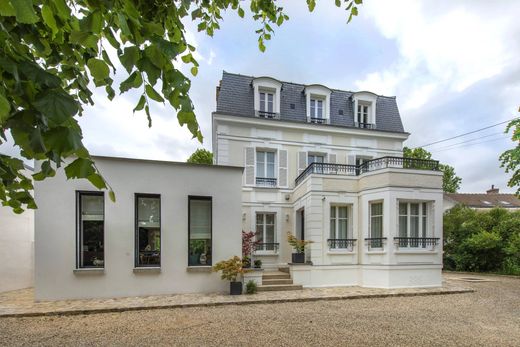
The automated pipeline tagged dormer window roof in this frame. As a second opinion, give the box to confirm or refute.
[352,91,378,129]
[304,84,331,124]
[252,77,282,119]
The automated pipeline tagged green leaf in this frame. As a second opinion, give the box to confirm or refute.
[33,161,56,181]
[145,84,164,102]
[87,58,110,82]
[87,173,107,190]
[120,71,143,94]
[10,0,38,24]
[238,7,245,18]
[0,93,10,125]
[41,4,58,38]
[69,31,98,49]
[307,0,316,12]
[64,158,95,179]
[144,45,166,69]
[33,90,79,126]
[119,46,140,73]
[191,66,198,77]
[133,95,146,112]
[109,190,116,202]
[0,1,15,16]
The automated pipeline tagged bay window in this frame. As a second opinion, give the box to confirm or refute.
[256,150,276,187]
[256,213,276,251]
[76,192,104,268]
[369,202,384,248]
[189,197,212,266]
[398,202,428,247]
[135,194,161,267]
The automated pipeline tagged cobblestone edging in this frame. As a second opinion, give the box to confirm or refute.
[0,287,474,319]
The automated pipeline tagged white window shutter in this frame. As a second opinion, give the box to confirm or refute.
[278,150,288,187]
[329,153,336,164]
[347,154,356,166]
[298,151,307,174]
[244,147,255,186]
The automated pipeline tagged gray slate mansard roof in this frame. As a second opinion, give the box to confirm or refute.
[215,71,406,133]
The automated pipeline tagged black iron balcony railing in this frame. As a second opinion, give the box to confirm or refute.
[295,156,440,186]
[394,237,440,248]
[365,237,387,249]
[254,243,280,252]
[328,239,357,250]
[256,177,277,187]
[257,110,278,119]
[310,117,327,124]
[356,122,376,129]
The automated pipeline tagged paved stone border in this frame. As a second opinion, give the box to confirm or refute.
[0,286,473,319]
[442,270,520,279]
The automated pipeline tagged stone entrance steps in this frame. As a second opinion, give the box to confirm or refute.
[258,270,302,292]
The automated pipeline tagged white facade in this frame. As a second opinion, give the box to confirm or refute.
[34,157,242,300]
[0,200,34,293]
[213,78,444,289]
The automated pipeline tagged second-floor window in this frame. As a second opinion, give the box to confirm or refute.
[259,91,274,114]
[310,98,324,119]
[256,150,276,187]
[256,213,275,246]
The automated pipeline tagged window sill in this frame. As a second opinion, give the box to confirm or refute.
[327,249,356,255]
[133,267,161,273]
[186,266,212,273]
[366,250,386,255]
[73,268,104,275]
[254,251,279,256]
[394,249,438,254]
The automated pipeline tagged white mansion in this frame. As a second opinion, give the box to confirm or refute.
[212,72,443,288]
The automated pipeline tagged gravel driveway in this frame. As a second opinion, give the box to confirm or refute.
[0,273,518,347]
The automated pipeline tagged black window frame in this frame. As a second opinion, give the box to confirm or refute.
[76,190,105,269]
[188,196,213,267]
[135,193,162,268]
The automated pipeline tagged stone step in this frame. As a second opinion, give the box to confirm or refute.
[262,278,293,285]
[257,284,303,292]
[278,267,290,274]
[262,272,291,280]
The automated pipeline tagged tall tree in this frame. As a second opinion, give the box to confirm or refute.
[500,114,520,195]
[0,0,363,213]
[403,146,462,193]
[187,148,213,165]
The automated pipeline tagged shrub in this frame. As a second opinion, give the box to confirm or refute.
[254,259,262,268]
[212,256,249,282]
[287,232,313,253]
[245,280,257,294]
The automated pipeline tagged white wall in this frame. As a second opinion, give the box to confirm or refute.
[0,203,34,292]
[34,157,243,300]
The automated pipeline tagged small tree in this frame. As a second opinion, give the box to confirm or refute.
[212,256,248,282]
[187,149,213,165]
[287,232,313,253]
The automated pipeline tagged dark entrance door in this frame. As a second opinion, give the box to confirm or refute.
[300,208,305,241]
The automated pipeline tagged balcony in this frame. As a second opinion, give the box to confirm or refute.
[328,239,357,250]
[257,110,279,119]
[256,177,277,187]
[394,237,440,249]
[295,156,440,186]
[310,117,327,124]
[365,237,387,250]
[356,122,376,129]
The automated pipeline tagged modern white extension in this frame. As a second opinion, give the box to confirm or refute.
[34,156,242,300]
[213,72,443,288]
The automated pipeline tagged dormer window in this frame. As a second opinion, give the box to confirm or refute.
[352,91,378,129]
[252,77,282,119]
[305,85,331,125]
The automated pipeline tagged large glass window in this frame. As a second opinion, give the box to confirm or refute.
[256,151,276,178]
[398,202,428,247]
[189,197,212,266]
[77,192,104,268]
[256,213,275,249]
[370,202,383,247]
[135,194,161,267]
[357,104,369,123]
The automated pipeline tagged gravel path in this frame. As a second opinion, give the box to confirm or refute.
[0,274,519,347]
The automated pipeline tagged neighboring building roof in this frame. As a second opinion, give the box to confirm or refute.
[215,71,406,134]
[444,193,520,209]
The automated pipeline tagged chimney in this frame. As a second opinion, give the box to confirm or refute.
[486,185,499,194]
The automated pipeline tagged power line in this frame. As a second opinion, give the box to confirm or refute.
[418,117,517,148]
[431,136,509,154]
[429,132,506,151]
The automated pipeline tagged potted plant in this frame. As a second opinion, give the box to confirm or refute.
[189,239,205,265]
[254,259,262,269]
[287,232,313,263]
[212,256,249,295]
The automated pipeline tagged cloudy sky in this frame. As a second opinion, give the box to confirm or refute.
[2,0,520,193]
